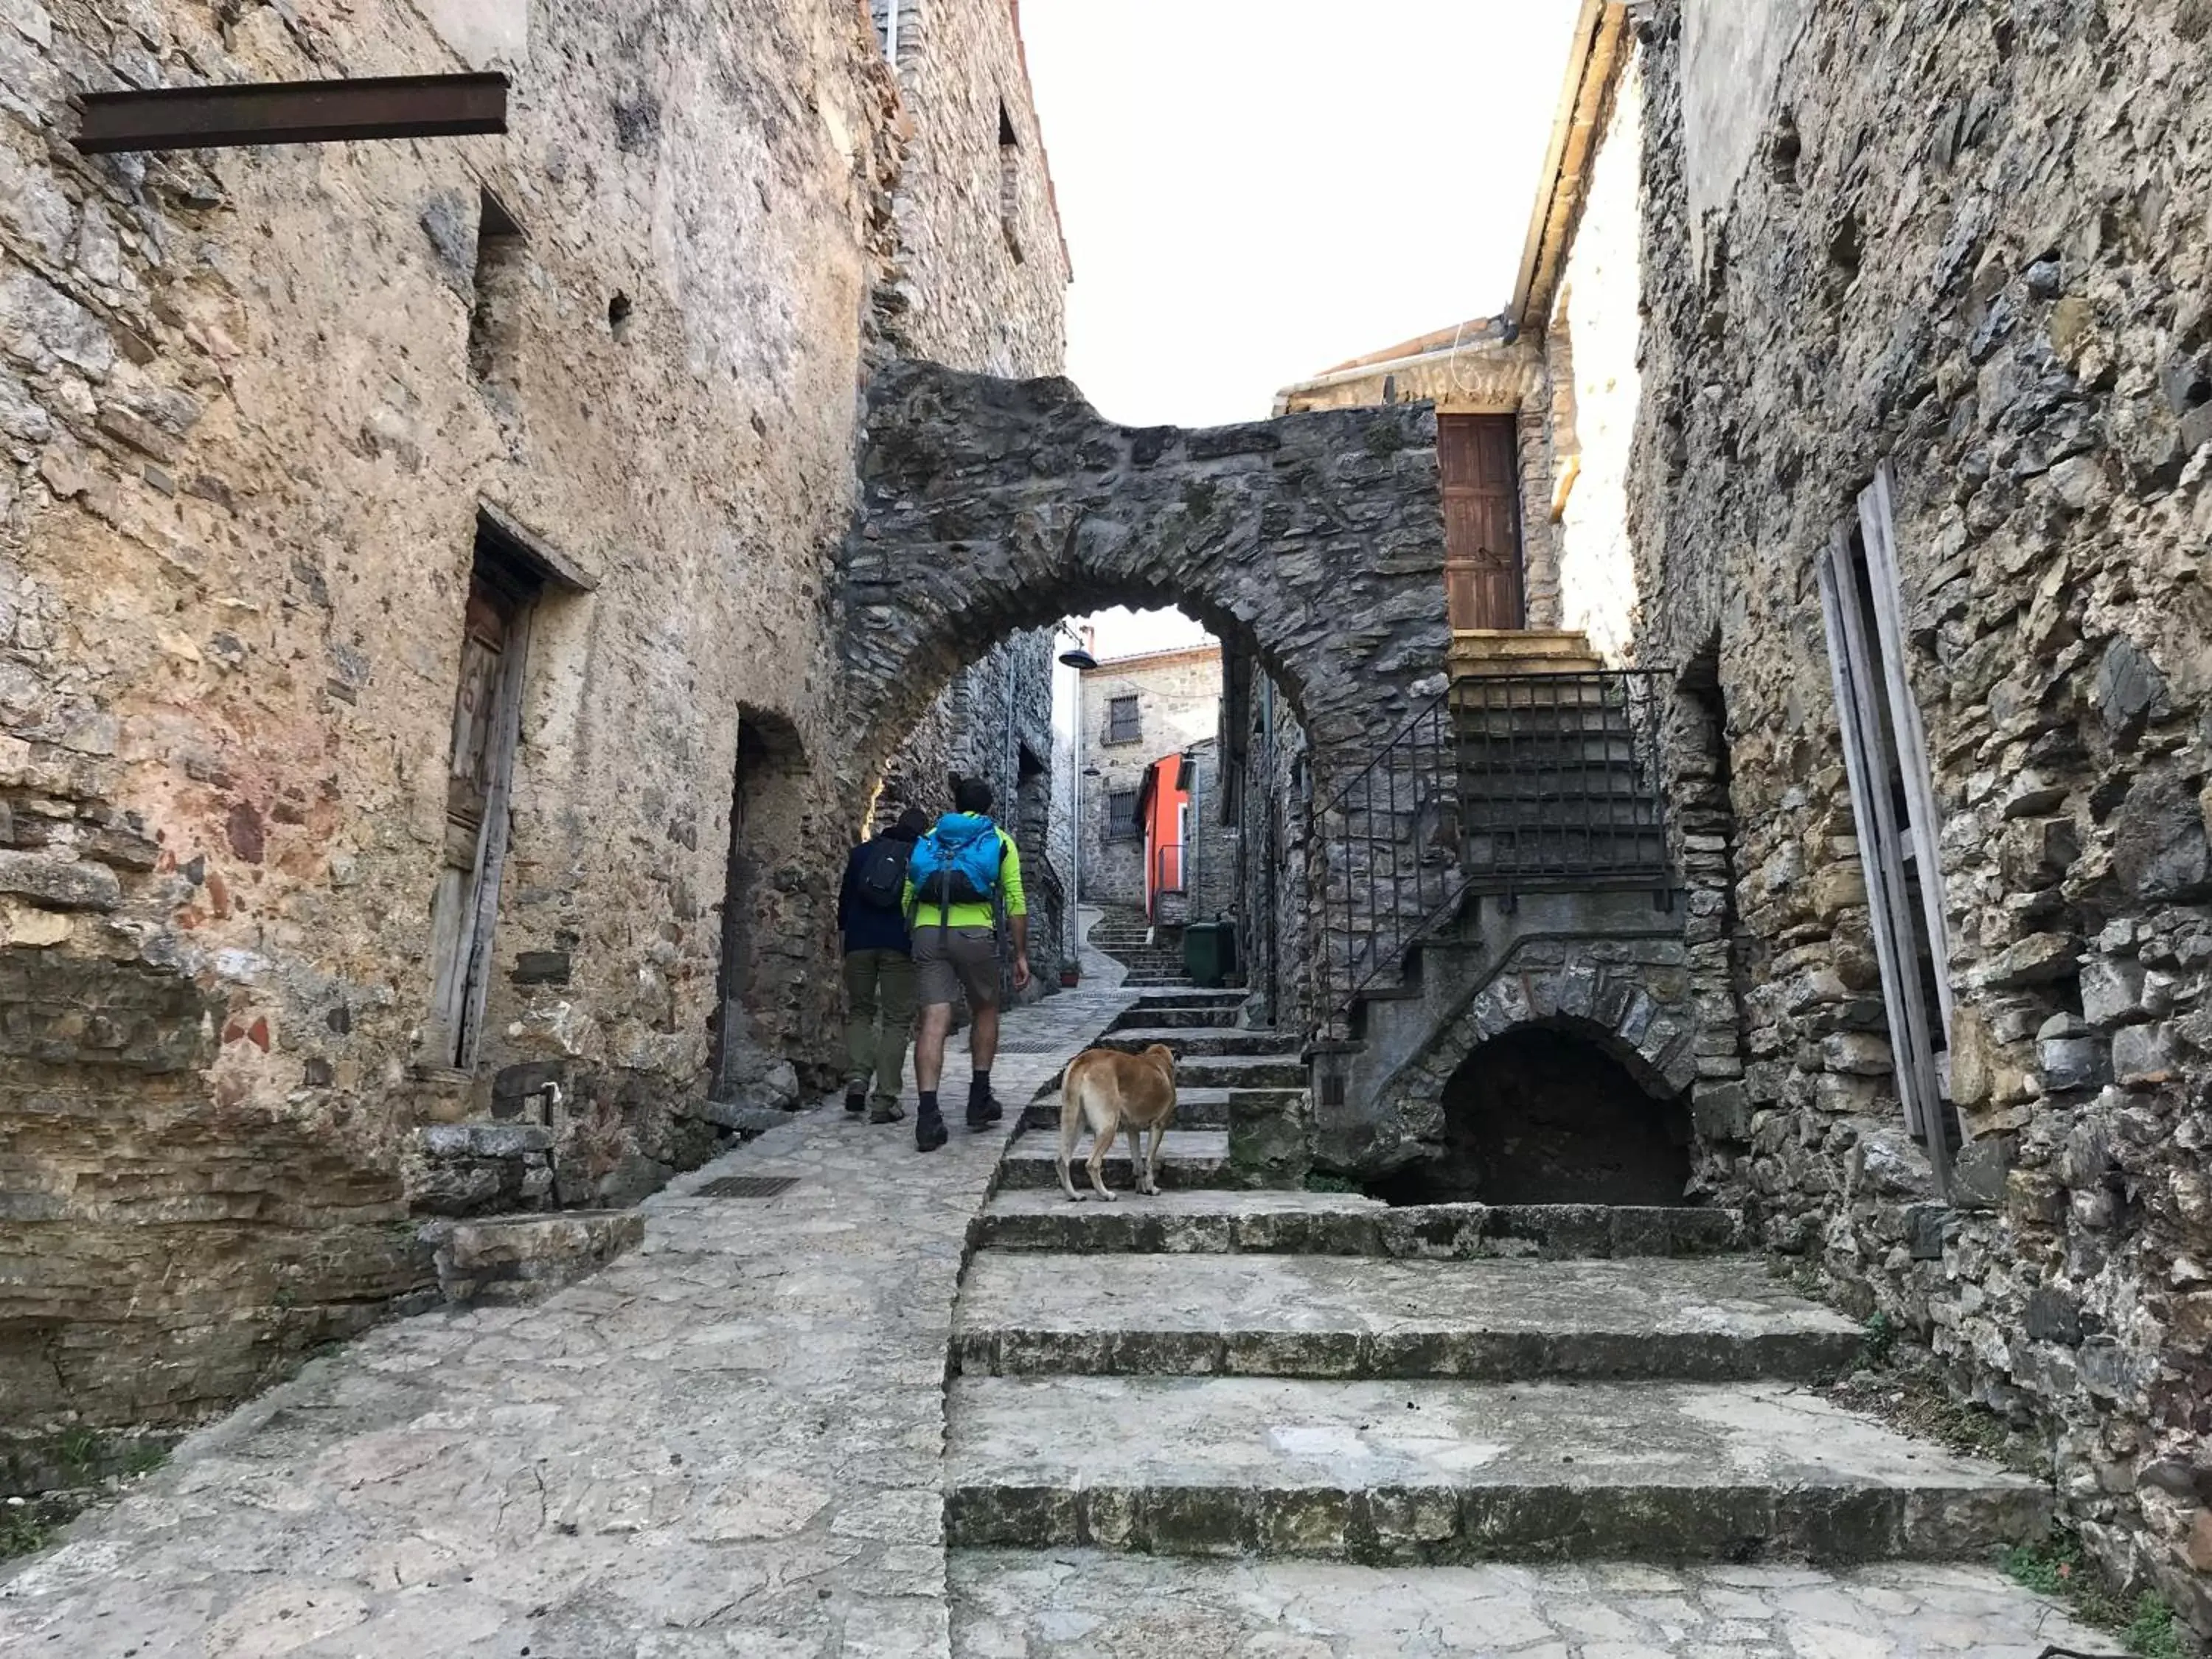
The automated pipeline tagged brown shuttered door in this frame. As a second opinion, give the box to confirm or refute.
[1439,414,1524,630]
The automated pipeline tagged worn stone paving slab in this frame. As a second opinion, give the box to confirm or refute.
[976,1190,1745,1259]
[953,1254,1863,1380]
[948,1550,2115,1658]
[943,1376,2049,1562]
[0,989,1135,1659]
[998,1130,1231,1191]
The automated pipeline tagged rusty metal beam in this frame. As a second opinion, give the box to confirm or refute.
[73,73,507,154]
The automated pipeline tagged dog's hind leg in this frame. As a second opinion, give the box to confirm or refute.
[1056,1078,1085,1203]
[1086,1105,1119,1202]
[1123,1122,1150,1197]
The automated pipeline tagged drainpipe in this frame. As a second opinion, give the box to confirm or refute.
[883,0,900,63]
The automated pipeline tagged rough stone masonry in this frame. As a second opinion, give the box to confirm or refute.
[1633,0,2212,1630]
[0,0,1074,1455]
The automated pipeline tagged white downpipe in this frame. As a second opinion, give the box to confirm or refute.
[883,0,900,65]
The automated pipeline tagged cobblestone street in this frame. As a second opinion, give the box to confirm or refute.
[0,988,1135,1658]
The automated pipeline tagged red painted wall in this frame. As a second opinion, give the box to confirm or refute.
[1141,752,1189,917]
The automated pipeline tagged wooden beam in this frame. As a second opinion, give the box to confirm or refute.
[73,73,507,154]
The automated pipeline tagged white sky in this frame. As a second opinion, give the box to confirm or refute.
[1021,0,1584,431]
[1028,1,1583,655]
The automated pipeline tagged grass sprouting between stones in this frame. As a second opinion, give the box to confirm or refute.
[2001,1534,2186,1658]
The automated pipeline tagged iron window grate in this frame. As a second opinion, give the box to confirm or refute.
[695,1175,800,1199]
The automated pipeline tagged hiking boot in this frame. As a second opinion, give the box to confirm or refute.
[965,1091,1004,1130]
[915,1112,948,1152]
[868,1100,907,1124]
[844,1088,867,1115]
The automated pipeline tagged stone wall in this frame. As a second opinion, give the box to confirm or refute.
[1228,655,1312,1032]
[865,0,1070,985]
[0,0,1065,1442]
[1074,644,1222,911]
[1635,0,2212,1627]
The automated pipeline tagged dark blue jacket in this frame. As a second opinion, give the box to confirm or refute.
[838,832,917,955]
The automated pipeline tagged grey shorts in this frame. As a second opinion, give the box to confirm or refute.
[912,925,998,1010]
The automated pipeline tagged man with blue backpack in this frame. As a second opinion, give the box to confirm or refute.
[904,776,1029,1152]
[837,805,929,1124]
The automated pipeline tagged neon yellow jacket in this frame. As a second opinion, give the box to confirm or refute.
[902,821,1025,931]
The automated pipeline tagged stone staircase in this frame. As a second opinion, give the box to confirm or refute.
[946,988,2057,1647]
[1086,902,1195,987]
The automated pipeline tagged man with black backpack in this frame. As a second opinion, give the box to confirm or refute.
[837,806,929,1124]
[904,776,1029,1152]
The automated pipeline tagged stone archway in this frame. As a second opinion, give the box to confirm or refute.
[836,362,1450,797]
[1328,925,1701,1178]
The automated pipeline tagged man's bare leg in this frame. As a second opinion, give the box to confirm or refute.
[914,1001,953,1150]
[969,1002,1001,1073]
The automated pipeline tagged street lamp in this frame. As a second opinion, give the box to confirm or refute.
[1055,635,1098,970]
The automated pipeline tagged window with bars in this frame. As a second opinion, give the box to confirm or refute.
[1105,790,1138,840]
[1106,695,1140,745]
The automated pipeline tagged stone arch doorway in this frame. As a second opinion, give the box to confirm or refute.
[837,362,1451,801]
[709,706,813,1105]
[1378,1015,1693,1206]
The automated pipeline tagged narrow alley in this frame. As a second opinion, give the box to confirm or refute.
[2,0,2210,1653]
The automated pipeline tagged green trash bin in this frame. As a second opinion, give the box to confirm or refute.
[1183,919,1237,988]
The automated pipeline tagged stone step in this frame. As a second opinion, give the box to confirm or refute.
[953,1254,1861,1382]
[1172,1054,1306,1090]
[942,1375,2049,1564]
[416,1209,644,1306]
[998,1130,1232,1191]
[976,1190,1749,1260]
[1020,1087,1304,1132]
[1107,1004,1245,1030]
[1093,1026,1304,1059]
[1121,973,1197,987]
[1126,987,1245,1010]
[950,1551,2115,1655]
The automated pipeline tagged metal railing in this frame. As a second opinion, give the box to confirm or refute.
[1453,669,1669,889]
[1311,689,1465,1026]
[1310,669,1672,1030]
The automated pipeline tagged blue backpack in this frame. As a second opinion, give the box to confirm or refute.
[908,814,1006,919]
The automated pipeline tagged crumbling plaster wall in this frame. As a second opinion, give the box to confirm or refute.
[1549,53,1646,665]
[0,0,1045,1439]
[1637,0,2212,1625]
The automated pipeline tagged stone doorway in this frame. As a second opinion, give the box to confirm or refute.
[1377,1023,1692,1206]
[708,707,811,1102]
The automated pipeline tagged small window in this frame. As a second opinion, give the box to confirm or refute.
[467,189,526,391]
[1105,790,1138,841]
[998,100,1023,262]
[1106,695,1140,745]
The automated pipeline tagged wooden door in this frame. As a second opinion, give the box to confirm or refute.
[1439,414,1524,630]
[425,557,534,1068]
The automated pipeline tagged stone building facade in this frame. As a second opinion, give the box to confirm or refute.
[0,0,1068,1444]
[1630,0,2212,1630]
[1071,641,1222,913]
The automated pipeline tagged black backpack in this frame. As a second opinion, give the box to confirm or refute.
[853,837,912,910]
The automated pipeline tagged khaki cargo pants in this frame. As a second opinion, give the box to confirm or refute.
[842,947,917,1115]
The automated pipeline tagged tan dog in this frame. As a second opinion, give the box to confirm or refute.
[1056,1043,1178,1202]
